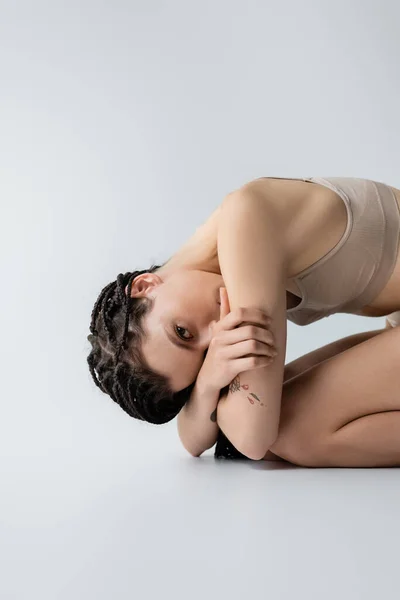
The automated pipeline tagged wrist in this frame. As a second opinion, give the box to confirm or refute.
[195,374,220,397]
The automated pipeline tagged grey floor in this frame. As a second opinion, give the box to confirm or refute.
[3,433,400,600]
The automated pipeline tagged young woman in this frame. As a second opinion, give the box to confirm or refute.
[87,176,400,467]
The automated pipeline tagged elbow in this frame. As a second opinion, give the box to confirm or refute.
[243,446,270,461]
[236,434,279,461]
[242,428,280,461]
[238,445,266,461]
[184,444,206,458]
[183,446,203,458]
[243,448,266,461]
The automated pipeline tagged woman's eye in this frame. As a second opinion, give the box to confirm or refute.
[175,326,193,341]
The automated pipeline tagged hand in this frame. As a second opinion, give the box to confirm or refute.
[196,287,277,394]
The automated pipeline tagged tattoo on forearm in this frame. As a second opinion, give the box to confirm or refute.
[228,375,264,406]
[229,376,241,393]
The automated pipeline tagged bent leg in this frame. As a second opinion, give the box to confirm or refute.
[264,326,385,462]
[321,411,400,467]
[283,327,385,382]
[268,325,400,467]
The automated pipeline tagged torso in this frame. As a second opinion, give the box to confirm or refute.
[170,178,400,318]
[256,177,400,317]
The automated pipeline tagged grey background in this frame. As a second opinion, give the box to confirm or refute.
[1,1,399,599]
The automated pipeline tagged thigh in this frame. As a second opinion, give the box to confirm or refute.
[283,328,385,382]
[268,325,400,464]
[263,328,383,461]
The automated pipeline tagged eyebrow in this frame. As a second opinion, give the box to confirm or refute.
[165,327,196,351]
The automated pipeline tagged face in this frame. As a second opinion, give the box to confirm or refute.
[126,266,225,392]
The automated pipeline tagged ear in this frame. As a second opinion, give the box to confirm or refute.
[125,273,161,298]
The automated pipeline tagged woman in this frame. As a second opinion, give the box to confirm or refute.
[87,176,400,467]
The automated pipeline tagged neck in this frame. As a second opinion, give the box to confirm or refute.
[158,224,220,278]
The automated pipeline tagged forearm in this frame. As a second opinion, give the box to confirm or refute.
[177,378,222,457]
[215,193,288,459]
[216,341,284,459]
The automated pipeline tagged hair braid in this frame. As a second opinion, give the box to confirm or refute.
[86,264,196,424]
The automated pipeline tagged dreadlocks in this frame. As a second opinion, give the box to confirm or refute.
[86,264,196,424]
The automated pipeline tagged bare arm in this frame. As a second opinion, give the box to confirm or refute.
[177,377,221,457]
[216,190,288,460]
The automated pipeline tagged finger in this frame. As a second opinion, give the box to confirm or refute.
[234,355,275,372]
[224,339,276,361]
[222,286,231,312]
[218,324,276,349]
[229,324,275,346]
[225,308,271,331]
[220,287,230,320]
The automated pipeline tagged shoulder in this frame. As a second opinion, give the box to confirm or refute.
[224,176,324,228]
[226,176,313,204]
[225,177,277,201]
[222,178,287,225]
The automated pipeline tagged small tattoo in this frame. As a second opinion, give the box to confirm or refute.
[228,377,264,406]
[247,393,264,405]
[210,408,217,422]
[229,376,241,393]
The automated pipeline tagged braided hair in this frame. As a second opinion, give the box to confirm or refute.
[86,264,196,424]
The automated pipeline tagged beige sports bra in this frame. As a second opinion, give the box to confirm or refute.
[262,176,400,326]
